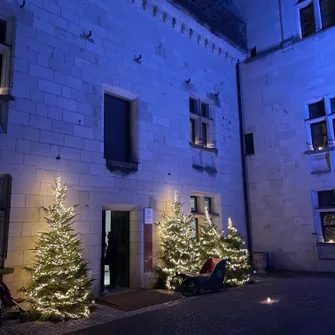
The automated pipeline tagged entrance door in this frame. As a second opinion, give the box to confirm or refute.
[102,211,130,290]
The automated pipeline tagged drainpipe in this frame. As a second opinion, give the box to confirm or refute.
[236,60,253,259]
[278,0,284,43]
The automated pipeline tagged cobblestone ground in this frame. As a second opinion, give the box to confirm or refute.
[3,273,335,335]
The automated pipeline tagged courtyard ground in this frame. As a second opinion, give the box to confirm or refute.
[4,272,335,335]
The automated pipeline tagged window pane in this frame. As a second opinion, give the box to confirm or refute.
[0,54,2,84]
[202,123,208,146]
[308,100,325,119]
[189,98,197,114]
[191,218,198,240]
[190,196,197,212]
[300,4,316,37]
[0,21,6,44]
[104,94,131,162]
[320,0,335,29]
[318,190,335,207]
[331,98,335,113]
[201,102,209,118]
[321,212,335,242]
[245,133,255,155]
[204,197,212,212]
[311,121,328,148]
[190,119,195,143]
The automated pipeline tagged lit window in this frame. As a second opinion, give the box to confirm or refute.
[204,197,212,213]
[190,196,197,212]
[189,97,215,148]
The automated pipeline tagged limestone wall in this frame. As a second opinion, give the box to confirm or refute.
[0,0,246,295]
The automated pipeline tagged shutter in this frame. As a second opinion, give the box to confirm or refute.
[104,94,131,162]
[0,173,12,268]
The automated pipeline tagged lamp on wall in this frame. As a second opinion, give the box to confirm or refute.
[19,0,26,8]
[134,55,142,63]
[185,78,191,85]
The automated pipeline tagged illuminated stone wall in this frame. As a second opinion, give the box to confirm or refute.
[0,0,246,295]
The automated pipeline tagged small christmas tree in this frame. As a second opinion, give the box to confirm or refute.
[24,177,94,321]
[220,218,251,286]
[198,207,221,265]
[157,191,200,288]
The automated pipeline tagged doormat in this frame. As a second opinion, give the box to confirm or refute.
[97,289,180,312]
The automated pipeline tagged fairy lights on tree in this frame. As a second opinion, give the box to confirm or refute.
[198,207,221,265]
[157,191,200,288]
[220,217,251,286]
[24,177,94,321]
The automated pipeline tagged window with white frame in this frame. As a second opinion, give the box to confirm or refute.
[305,97,335,150]
[189,97,215,149]
[297,0,335,38]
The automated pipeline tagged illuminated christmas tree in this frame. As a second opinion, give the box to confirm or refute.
[24,177,94,321]
[220,218,251,286]
[157,191,200,288]
[198,207,221,265]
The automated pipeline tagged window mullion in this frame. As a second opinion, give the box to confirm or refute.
[314,0,323,30]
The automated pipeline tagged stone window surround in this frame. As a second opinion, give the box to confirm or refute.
[189,97,216,150]
[296,0,335,38]
[304,95,335,152]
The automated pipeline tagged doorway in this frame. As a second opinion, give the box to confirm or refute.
[102,211,130,291]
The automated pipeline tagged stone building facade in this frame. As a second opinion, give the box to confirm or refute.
[238,0,335,271]
[0,0,247,295]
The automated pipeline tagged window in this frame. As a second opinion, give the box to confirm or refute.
[300,3,316,37]
[191,218,199,240]
[245,133,255,155]
[189,97,214,148]
[298,0,335,38]
[0,173,12,268]
[305,97,335,150]
[0,16,15,134]
[190,196,198,212]
[104,94,131,163]
[204,197,212,213]
[202,122,208,146]
[320,0,335,29]
[317,190,335,242]
[190,118,195,144]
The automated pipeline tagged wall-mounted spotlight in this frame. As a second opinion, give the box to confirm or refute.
[186,78,191,84]
[86,31,92,38]
[215,92,220,98]
[19,0,26,8]
[134,55,142,63]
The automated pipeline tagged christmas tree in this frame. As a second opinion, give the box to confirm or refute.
[220,218,251,286]
[157,191,200,288]
[198,207,221,265]
[24,177,94,321]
